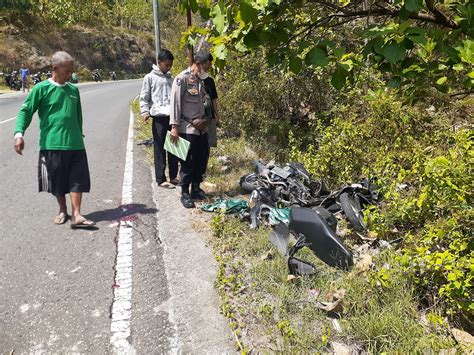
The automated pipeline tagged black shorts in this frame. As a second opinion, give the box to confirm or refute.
[38,150,91,196]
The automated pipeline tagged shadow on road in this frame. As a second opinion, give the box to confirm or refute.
[86,203,158,222]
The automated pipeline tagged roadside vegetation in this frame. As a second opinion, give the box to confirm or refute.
[177,0,472,352]
[29,0,469,351]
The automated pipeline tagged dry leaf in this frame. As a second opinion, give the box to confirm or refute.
[287,274,298,282]
[317,289,345,313]
[354,254,373,274]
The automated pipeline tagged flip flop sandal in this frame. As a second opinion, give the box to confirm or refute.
[54,212,69,225]
[159,181,176,189]
[71,217,96,229]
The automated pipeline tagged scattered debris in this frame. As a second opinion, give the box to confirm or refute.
[201,198,249,214]
[216,155,229,163]
[260,250,273,261]
[307,288,321,300]
[329,318,342,334]
[315,289,346,314]
[137,138,153,146]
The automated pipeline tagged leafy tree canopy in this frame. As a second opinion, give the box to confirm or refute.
[179,0,473,98]
[1,0,154,30]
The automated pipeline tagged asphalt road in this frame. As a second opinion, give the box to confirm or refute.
[0,80,233,353]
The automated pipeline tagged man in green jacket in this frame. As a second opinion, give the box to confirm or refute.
[13,51,95,229]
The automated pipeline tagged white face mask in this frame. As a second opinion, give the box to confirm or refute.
[199,71,209,80]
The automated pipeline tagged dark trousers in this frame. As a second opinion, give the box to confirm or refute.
[180,133,209,193]
[152,115,178,184]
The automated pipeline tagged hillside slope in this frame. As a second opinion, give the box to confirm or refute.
[0,17,156,74]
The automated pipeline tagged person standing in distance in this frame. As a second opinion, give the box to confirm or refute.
[169,53,211,208]
[13,51,95,228]
[19,63,29,93]
[139,49,179,188]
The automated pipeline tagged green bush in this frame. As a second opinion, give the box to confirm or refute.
[289,87,473,321]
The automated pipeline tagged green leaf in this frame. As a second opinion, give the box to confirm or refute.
[239,0,258,24]
[339,59,353,71]
[214,44,228,60]
[398,7,411,20]
[436,76,447,85]
[455,39,474,64]
[333,47,346,58]
[404,0,422,12]
[189,0,199,13]
[399,21,411,33]
[266,51,281,67]
[304,47,329,67]
[388,76,402,87]
[199,7,210,20]
[211,3,225,33]
[365,25,397,37]
[331,65,348,90]
[243,30,261,48]
[289,57,302,74]
[383,42,406,63]
[234,40,248,53]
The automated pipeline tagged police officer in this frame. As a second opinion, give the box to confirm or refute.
[170,53,212,208]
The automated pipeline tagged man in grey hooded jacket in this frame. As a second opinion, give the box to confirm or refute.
[139,49,178,188]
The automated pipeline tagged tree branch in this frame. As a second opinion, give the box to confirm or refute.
[307,0,459,29]
[425,0,459,29]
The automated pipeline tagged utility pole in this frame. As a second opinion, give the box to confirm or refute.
[152,0,161,64]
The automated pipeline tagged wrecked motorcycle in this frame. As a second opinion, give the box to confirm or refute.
[240,160,328,207]
[241,161,378,232]
[268,207,354,274]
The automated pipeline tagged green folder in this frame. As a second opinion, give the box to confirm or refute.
[164,131,190,160]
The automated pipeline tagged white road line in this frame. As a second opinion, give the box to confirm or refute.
[110,107,135,354]
[81,88,101,96]
[0,116,16,124]
[0,89,100,125]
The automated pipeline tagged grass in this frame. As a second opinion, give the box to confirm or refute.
[131,97,154,165]
[130,98,457,353]
[209,210,455,353]
[0,82,13,93]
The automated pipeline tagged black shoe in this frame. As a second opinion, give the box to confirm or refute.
[180,193,196,208]
[191,188,206,200]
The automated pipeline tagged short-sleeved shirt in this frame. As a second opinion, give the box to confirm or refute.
[20,68,29,80]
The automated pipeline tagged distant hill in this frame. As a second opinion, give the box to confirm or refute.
[0,16,156,75]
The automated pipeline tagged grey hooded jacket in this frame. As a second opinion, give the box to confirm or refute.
[139,65,173,117]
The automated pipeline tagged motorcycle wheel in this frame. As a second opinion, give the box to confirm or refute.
[339,192,366,232]
[239,173,261,194]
